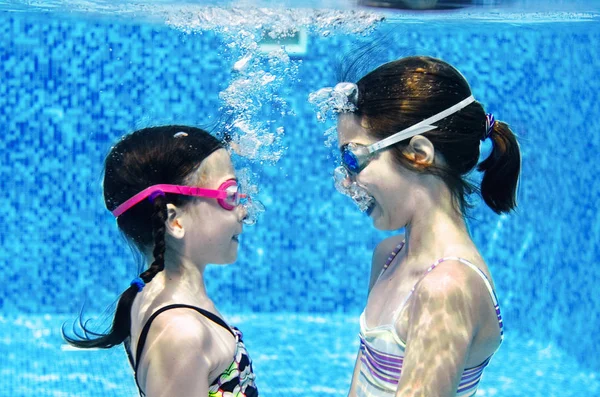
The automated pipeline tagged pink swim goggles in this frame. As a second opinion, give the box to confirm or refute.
[111,179,247,217]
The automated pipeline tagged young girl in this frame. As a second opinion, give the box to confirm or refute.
[63,125,259,397]
[320,56,520,396]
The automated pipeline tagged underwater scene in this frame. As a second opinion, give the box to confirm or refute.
[0,0,599,396]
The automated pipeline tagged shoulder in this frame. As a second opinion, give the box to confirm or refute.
[394,260,487,395]
[410,259,484,324]
[368,234,405,292]
[137,308,226,395]
[145,308,215,357]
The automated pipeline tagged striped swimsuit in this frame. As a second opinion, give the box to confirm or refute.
[357,243,504,397]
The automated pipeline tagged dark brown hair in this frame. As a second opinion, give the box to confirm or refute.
[63,125,224,348]
[355,56,521,214]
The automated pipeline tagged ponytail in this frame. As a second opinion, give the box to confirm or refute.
[62,196,168,348]
[477,121,522,214]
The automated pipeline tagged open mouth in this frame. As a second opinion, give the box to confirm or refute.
[232,234,240,242]
[366,201,376,216]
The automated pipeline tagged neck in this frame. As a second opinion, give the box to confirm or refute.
[403,184,474,266]
[145,254,211,306]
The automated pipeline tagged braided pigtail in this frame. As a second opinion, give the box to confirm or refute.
[62,195,169,348]
[138,194,168,285]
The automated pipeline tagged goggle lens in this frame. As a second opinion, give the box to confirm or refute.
[220,183,245,210]
[217,180,245,211]
[341,147,361,174]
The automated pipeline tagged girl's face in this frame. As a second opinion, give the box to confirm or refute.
[178,149,247,265]
[337,114,419,231]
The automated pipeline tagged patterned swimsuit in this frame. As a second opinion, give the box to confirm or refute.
[126,304,258,397]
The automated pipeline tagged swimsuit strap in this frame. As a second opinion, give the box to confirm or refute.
[391,256,503,336]
[132,304,234,396]
[391,256,455,322]
[375,240,405,282]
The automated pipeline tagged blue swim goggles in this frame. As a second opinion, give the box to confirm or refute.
[338,95,476,175]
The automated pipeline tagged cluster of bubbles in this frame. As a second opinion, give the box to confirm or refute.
[308,82,358,123]
[333,167,376,213]
[162,7,384,37]
[162,6,383,220]
[308,82,360,153]
[162,7,382,164]
[308,81,377,214]
[218,44,294,163]
[236,167,266,225]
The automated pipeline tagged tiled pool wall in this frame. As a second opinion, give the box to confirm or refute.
[0,13,598,370]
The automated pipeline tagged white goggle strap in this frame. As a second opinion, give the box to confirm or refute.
[367,95,476,153]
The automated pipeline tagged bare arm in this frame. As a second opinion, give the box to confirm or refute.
[347,349,363,397]
[395,262,479,397]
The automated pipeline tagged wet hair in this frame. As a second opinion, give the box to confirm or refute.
[63,125,224,348]
[354,56,521,215]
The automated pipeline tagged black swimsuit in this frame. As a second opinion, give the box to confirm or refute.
[126,304,258,397]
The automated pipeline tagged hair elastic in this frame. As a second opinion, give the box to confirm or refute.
[130,277,146,292]
[148,190,165,203]
[483,113,495,141]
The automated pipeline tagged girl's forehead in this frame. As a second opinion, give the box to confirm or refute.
[337,114,372,147]
[208,148,234,169]
[195,149,236,185]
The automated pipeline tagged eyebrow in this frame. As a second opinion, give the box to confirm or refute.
[206,176,237,189]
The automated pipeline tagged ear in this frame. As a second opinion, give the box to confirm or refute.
[403,135,435,166]
[165,203,185,239]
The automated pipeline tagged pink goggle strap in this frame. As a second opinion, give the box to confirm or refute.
[111,182,243,217]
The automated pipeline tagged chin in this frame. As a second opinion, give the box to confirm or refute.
[226,248,239,264]
[372,213,388,231]
[216,239,240,264]
[373,218,393,231]
[213,251,238,265]
[372,213,404,231]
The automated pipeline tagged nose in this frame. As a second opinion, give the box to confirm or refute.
[237,202,248,223]
[342,172,355,188]
[334,166,355,188]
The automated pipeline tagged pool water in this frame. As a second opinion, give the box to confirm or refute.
[2,314,599,396]
[1,1,599,396]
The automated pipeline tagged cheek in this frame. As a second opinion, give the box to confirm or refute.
[185,204,218,234]
[357,160,395,194]
[190,203,236,236]
[359,164,409,206]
